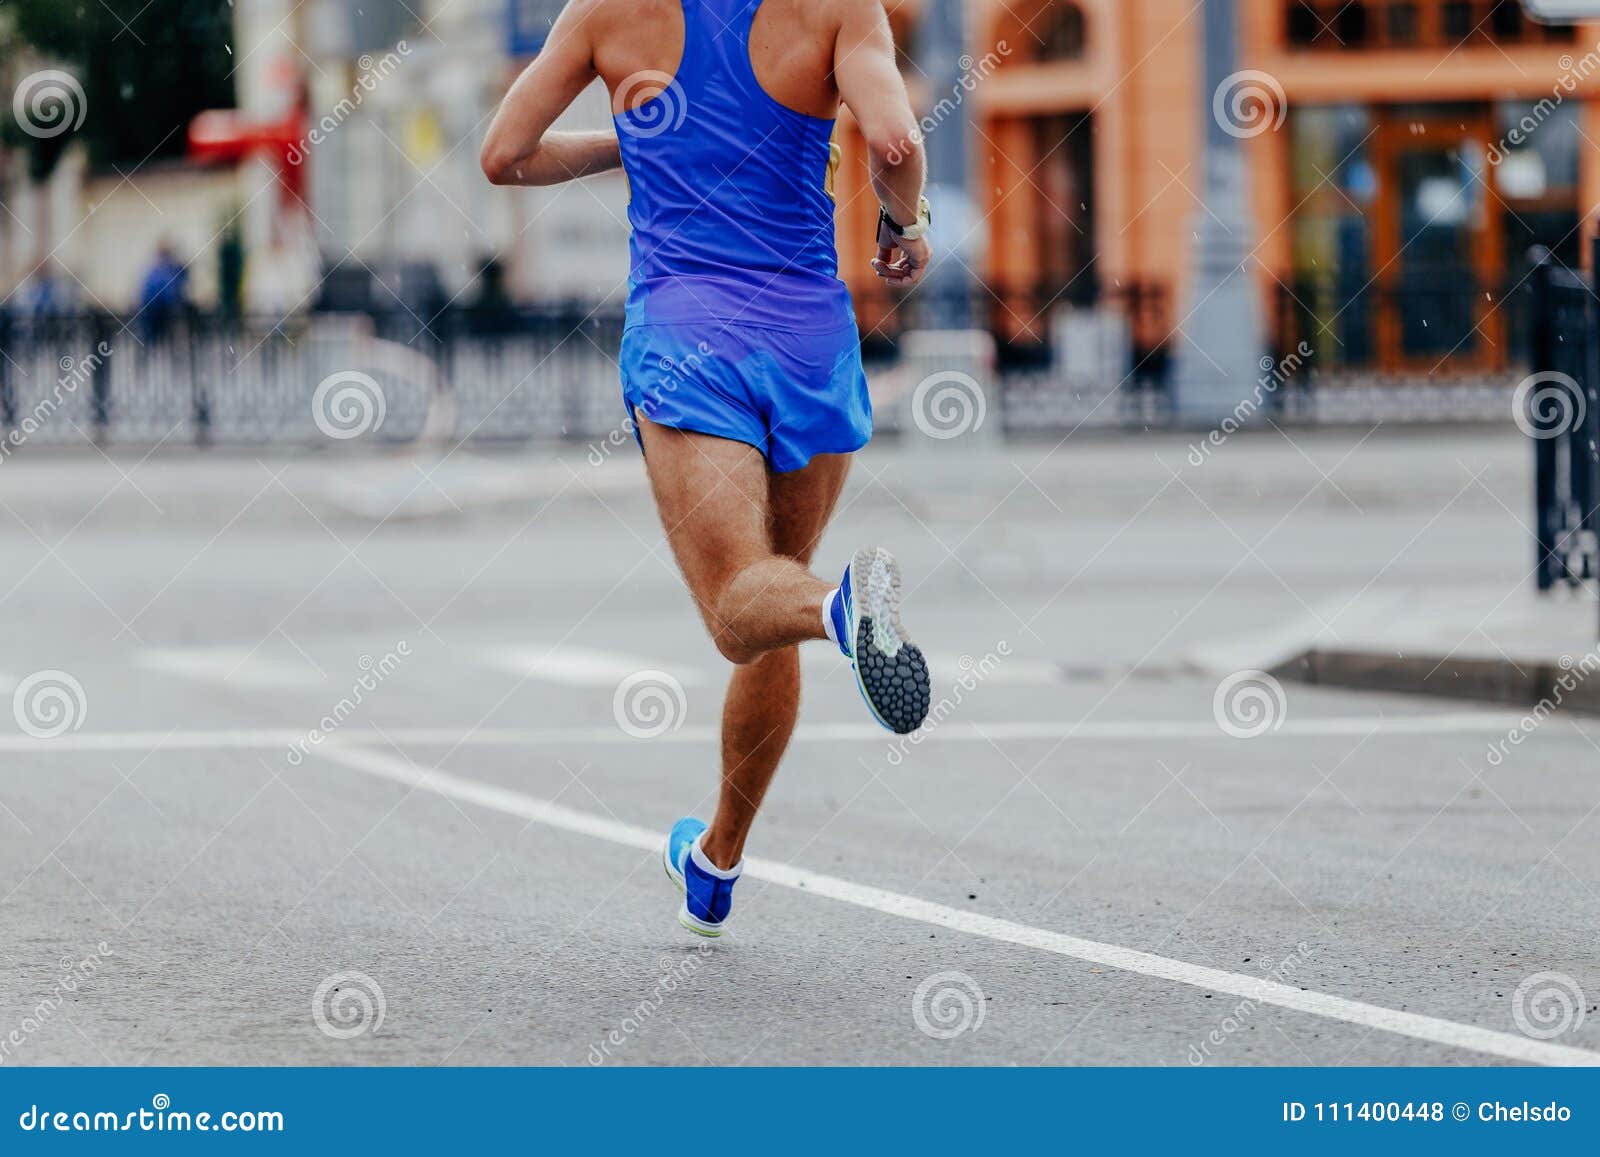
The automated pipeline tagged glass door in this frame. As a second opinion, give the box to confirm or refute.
[1371,106,1503,371]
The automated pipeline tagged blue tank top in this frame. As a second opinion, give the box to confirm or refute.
[614,0,854,333]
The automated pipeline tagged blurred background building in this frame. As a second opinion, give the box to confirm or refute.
[2,0,1598,395]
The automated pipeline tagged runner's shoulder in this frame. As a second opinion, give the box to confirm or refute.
[829,0,895,24]
[560,0,677,37]
[760,0,877,51]
[820,0,898,46]
[811,0,877,31]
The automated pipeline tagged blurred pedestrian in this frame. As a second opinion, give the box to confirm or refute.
[16,259,72,319]
[467,255,516,335]
[137,240,189,342]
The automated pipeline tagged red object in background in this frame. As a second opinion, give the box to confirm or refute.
[187,108,309,207]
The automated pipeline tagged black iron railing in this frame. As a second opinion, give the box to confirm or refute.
[1525,246,1599,628]
[852,280,1170,376]
[1274,275,1529,376]
[0,304,629,447]
[0,286,1171,447]
[3,273,1560,450]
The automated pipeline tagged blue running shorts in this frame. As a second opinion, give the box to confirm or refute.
[619,320,872,474]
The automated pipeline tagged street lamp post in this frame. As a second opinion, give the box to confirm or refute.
[1170,0,1268,425]
[900,0,997,446]
[916,0,975,328]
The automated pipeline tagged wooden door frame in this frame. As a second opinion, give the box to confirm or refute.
[1370,104,1505,372]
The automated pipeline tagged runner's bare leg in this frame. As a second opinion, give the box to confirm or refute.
[636,414,850,868]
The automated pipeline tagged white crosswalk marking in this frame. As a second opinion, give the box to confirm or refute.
[484,645,707,687]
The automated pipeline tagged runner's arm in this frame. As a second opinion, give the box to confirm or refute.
[833,1,924,230]
[481,2,621,186]
[832,0,929,284]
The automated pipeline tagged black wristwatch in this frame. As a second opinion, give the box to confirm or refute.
[879,196,932,242]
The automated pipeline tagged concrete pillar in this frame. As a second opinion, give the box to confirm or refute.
[1170,0,1269,424]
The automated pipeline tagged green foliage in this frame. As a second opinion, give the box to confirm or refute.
[2,0,236,179]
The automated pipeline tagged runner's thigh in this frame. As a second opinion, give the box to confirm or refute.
[768,453,852,566]
[636,414,772,618]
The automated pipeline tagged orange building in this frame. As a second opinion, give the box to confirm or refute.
[834,0,1600,376]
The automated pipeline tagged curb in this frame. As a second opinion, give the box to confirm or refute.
[1276,649,1600,716]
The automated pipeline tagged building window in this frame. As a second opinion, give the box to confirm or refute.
[1031,112,1095,302]
[1285,0,1572,49]
[1440,2,1473,40]
[1037,3,1086,61]
[1285,99,1571,370]
[1004,0,1087,64]
[1288,106,1377,361]
[1386,4,1419,45]
[1494,99,1581,275]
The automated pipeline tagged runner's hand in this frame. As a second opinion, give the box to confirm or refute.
[872,215,931,288]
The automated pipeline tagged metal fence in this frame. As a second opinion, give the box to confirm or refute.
[1274,274,1533,377]
[1525,246,1599,628]
[0,306,628,448]
[0,287,1172,448]
[0,274,1552,451]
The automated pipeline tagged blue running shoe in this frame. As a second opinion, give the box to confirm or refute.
[832,547,930,735]
[662,816,741,937]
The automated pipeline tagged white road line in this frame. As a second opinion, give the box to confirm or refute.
[484,646,708,688]
[0,711,1556,754]
[312,743,1600,1067]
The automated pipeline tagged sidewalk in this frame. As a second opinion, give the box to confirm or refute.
[1188,580,1600,715]
[1272,586,1600,715]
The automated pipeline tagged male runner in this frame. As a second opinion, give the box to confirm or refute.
[482,0,933,936]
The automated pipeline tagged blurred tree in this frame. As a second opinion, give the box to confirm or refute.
[1,0,235,181]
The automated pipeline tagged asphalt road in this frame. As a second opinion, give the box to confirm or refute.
[1,427,1597,1066]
